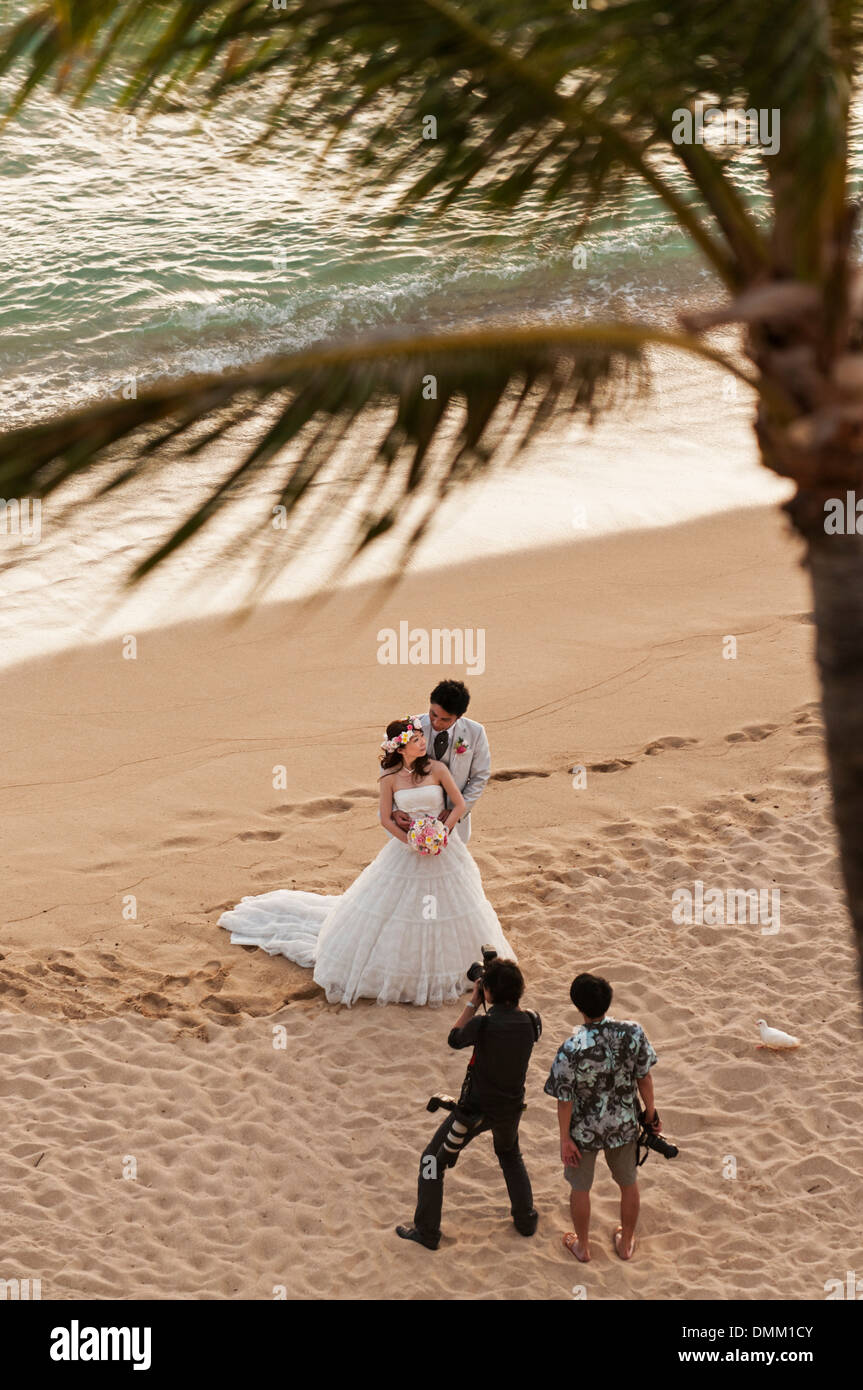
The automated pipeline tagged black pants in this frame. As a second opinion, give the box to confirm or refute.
[413,1106,537,1240]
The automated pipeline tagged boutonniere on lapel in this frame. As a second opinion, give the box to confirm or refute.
[454,738,469,756]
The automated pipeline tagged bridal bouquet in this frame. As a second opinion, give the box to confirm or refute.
[407,816,449,856]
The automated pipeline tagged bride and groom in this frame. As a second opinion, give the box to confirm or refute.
[218,680,515,1006]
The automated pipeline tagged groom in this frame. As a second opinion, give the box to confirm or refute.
[390,679,491,844]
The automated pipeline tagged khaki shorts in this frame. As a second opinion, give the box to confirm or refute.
[564,1140,638,1192]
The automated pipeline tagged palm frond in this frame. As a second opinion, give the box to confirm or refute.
[0,321,750,592]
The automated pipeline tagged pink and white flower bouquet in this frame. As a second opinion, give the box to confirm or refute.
[407,815,449,856]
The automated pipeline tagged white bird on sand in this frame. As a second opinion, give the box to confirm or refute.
[756,1019,800,1050]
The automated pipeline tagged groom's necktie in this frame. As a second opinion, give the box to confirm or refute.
[433,729,449,761]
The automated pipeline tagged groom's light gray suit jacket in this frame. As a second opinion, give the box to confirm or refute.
[418,712,491,844]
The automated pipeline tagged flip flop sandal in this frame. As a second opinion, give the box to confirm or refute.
[562,1231,589,1263]
[613,1226,636,1260]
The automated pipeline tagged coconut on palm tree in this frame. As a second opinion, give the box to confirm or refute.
[1,0,863,987]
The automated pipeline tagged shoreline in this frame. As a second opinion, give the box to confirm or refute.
[0,340,791,673]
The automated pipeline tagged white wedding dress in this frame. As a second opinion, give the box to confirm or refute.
[218,785,514,1007]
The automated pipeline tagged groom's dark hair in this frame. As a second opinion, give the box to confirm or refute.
[430,679,470,717]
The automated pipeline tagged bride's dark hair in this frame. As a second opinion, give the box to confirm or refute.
[380,719,431,781]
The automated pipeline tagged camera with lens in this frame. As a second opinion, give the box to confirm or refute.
[636,1107,679,1165]
[466,944,498,990]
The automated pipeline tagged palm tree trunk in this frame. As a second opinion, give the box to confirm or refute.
[788,489,863,991]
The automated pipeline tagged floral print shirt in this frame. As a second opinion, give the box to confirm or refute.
[544,1017,657,1150]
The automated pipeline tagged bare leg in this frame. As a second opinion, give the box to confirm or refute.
[566,1189,591,1262]
[614,1182,639,1259]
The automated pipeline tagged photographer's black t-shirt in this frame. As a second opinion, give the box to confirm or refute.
[448,1005,539,1115]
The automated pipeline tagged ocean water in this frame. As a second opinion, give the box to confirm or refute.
[2,11,847,665]
[0,77,710,428]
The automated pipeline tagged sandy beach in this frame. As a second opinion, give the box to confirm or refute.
[3,500,862,1300]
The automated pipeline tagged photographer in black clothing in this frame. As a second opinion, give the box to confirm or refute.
[396,959,540,1250]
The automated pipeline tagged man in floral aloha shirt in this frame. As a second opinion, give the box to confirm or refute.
[545,973,659,1263]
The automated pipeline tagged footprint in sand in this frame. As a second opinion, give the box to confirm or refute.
[307,796,357,816]
[587,737,697,773]
[725,724,779,744]
[643,735,699,755]
[269,790,379,821]
[0,979,28,999]
[237,829,282,842]
[794,705,822,724]
[283,796,357,819]
[588,757,634,774]
[195,962,229,990]
[124,991,173,1018]
[60,1003,91,1020]
[490,769,552,782]
[96,952,123,972]
[200,994,240,1014]
[200,995,243,1026]
[46,962,82,979]
[601,820,640,836]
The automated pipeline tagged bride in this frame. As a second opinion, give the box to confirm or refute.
[218,716,515,1006]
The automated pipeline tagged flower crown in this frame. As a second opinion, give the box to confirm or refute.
[381,715,424,754]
